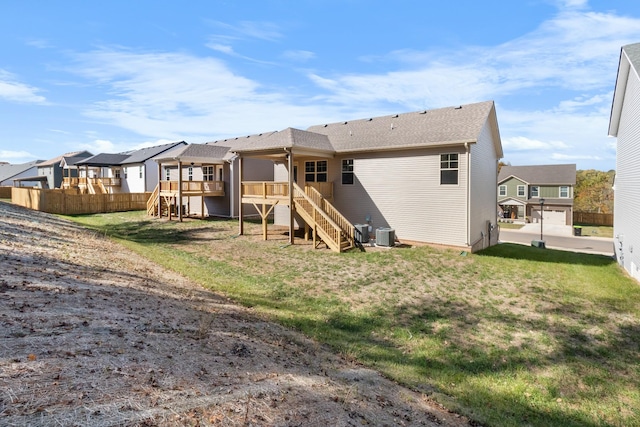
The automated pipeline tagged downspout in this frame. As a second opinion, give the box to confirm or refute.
[465,142,471,248]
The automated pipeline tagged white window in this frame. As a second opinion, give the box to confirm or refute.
[530,186,539,198]
[114,169,121,179]
[517,185,525,197]
[203,166,214,181]
[499,185,506,197]
[560,186,569,198]
[124,168,128,179]
[139,166,143,179]
[165,168,170,181]
[440,153,458,185]
[342,159,354,185]
[305,160,327,182]
[188,167,193,181]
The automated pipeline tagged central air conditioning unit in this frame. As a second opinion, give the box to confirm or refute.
[354,224,369,243]
[376,228,395,247]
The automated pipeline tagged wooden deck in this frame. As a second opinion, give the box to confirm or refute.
[158,180,224,197]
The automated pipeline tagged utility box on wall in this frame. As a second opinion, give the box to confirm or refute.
[354,224,369,243]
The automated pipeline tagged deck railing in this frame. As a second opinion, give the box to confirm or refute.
[305,185,355,245]
[241,181,289,199]
[159,180,224,194]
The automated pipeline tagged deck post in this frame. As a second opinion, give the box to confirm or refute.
[157,162,162,217]
[238,156,244,235]
[178,162,183,222]
[288,151,294,245]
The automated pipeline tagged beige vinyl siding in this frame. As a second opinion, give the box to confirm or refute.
[469,120,500,250]
[614,65,640,280]
[331,148,468,247]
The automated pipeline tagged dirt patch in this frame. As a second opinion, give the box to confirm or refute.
[0,202,471,427]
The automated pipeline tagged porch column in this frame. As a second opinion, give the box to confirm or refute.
[288,151,294,245]
[238,156,244,235]
[178,162,183,222]
[157,161,162,217]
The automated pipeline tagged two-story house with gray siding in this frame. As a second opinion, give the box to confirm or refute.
[609,42,640,281]
[497,164,576,226]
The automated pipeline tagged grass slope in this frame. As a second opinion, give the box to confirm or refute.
[66,211,640,427]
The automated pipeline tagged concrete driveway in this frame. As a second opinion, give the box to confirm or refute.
[499,224,614,256]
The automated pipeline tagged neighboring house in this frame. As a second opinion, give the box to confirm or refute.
[216,100,503,253]
[497,164,576,226]
[75,142,187,194]
[37,151,93,189]
[0,160,44,187]
[150,143,274,219]
[609,42,640,281]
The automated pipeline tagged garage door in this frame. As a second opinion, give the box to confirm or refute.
[543,209,566,225]
[532,208,567,225]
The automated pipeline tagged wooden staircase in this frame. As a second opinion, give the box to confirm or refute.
[146,184,170,217]
[292,183,357,253]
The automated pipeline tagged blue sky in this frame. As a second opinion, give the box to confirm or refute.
[1,0,639,171]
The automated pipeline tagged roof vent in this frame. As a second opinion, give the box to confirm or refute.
[368,118,373,121]
[393,114,399,118]
[324,124,328,127]
[390,123,395,130]
[343,121,348,125]
[419,110,427,114]
[455,105,462,109]
[349,130,353,136]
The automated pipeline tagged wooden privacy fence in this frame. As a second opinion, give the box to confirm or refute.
[12,187,151,215]
[573,211,614,226]
[0,186,12,199]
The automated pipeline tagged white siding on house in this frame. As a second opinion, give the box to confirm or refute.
[614,65,640,280]
[469,119,500,250]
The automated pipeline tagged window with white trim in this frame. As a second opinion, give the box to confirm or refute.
[517,185,525,197]
[188,167,193,181]
[530,186,539,198]
[114,169,121,179]
[203,166,214,181]
[440,153,458,185]
[559,186,569,198]
[342,159,354,185]
[499,185,506,197]
[165,167,170,181]
[305,160,327,182]
[139,166,143,179]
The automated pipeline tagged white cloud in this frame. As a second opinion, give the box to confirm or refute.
[0,70,46,104]
[208,20,283,42]
[68,49,334,141]
[550,153,601,160]
[502,136,569,151]
[0,150,37,161]
[281,50,315,62]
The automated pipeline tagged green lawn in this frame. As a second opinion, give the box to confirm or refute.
[65,211,640,427]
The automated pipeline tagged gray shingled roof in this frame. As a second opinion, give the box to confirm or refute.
[309,101,496,153]
[76,153,130,167]
[121,141,186,164]
[225,128,334,154]
[38,151,92,167]
[623,42,640,71]
[0,160,43,181]
[210,101,497,155]
[498,164,576,185]
[153,143,232,163]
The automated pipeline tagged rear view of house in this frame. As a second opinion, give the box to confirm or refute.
[229,100,503,252]
[497,164,576,226]
[609,42,640,281]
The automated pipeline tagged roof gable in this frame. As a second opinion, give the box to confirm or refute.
[38,150,92,167]
[0,160,43,181]
[609,42,640,136]
[120,141,187,164]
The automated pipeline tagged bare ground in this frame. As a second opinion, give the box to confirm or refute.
[0,202,472,427]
